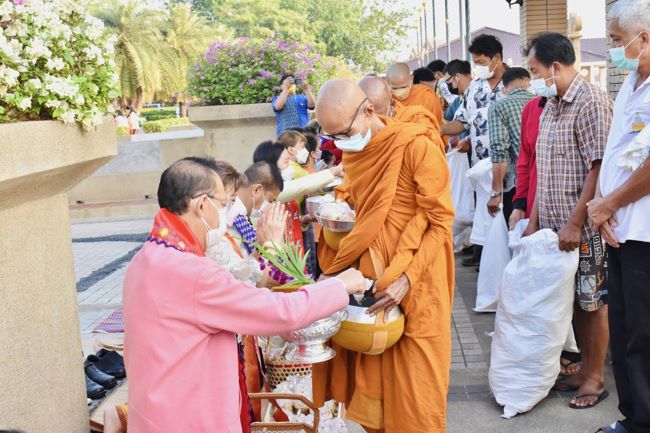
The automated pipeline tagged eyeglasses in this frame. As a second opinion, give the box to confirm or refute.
[192,192,228,208]
[319,97,368,141]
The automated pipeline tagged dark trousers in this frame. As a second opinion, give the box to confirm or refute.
[607,241,650,433]
[502,188,516,225]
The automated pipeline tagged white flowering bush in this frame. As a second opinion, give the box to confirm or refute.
[0,0,119,130]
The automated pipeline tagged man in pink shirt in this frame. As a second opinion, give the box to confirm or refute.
[123,157,364,433]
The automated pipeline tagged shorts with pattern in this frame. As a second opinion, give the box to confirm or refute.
[575,233,608,312]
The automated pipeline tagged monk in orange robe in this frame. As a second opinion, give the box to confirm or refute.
[359,75,440,133]
[386,62,443,124]
[314,79,455,433]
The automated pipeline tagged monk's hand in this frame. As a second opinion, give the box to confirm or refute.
[368,274,410,318]
[456,137,471,153]
[487,196,502,216]
[336,268,366,295]
[587,197,617,232]
[557,222,582,252]
[256,202,288,245]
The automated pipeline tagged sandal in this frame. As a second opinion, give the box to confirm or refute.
[560,357,582,376]
[552,377,580,392]
[569,390,609,409]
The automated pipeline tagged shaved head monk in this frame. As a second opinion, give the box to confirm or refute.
[313,79,455,433]
[359,75,441,134]
[386,62,443,123]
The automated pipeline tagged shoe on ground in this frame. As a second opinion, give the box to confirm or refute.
[461,256,481,267]
[85,363,117,390]
[89,349,126,379]
[86,375,106,400]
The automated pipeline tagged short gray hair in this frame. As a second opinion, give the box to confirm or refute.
[608,0,650,33]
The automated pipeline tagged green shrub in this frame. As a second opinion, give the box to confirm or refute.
[141,107,178,122]
[142,117,190,133]
[189,37,356,106]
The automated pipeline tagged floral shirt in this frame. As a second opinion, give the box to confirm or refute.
[454,77,507,166]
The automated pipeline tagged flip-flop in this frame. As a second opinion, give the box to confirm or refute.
[570,390,609,409]
[560,358,582,376]
[552,377,580,392]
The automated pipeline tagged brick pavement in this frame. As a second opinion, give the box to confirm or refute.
[72,217,621,432]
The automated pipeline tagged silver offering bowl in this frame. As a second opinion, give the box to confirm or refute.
[280,309,348,363]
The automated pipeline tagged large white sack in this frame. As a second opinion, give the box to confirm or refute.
[489,221,579,419]
[466,158,492,245]
[447,149,475,224]
[474,212,510,313]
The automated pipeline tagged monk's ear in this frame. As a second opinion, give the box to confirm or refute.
[365,102,376,117]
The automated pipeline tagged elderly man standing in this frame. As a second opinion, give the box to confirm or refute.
[123,157,365,433]
[312,79,455,433]
[523,32,613,410]
[589,2,650,432]
[487,67,534,223]
[386,62,444,123]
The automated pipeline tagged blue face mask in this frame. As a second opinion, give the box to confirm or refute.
[530,75,557,98]
[609,32,646,71]
[334,115,372,153]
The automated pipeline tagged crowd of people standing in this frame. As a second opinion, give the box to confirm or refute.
[111,1,650,432]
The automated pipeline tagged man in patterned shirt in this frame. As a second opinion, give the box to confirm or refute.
[487,67,534,223]
[440,34,509,267]
[523,32,613,410]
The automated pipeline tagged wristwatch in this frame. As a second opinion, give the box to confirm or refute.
[489,190,503,198]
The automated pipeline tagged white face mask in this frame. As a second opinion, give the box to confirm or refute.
[201,197,227,249]
[609,32,646,71]
[530,75,558,98]
[296,147,310,164]
[334,115,372,153]
[473,58,495,80]
[281,166,294,181]
[227,196,247,225]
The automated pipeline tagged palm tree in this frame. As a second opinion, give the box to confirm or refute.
[95,1,182,111]
[162,3,230,116]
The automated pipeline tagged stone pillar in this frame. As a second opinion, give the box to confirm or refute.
[189,103,277,172]
[568,13,583,70]
[519,0,569,65]
[0,120,116,433]
[606,0,628,99]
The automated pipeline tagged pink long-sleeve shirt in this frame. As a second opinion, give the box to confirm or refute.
[123,241,349,433]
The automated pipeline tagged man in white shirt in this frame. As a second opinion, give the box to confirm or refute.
[588,2,650,432]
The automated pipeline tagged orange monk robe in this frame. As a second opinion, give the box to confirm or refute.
[394,101,441,132]
[314,117,455,433]
[393,83,443,126]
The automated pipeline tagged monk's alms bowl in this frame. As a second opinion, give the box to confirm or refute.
[280,309,348,364]
[332,292,405,355]
[317,215,355,233]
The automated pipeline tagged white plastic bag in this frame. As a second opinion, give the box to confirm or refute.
[474,212,510,313]
[489,220,579,419]
[466,158,492,245]
[447,149,475,224]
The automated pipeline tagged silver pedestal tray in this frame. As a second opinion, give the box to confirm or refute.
[280,309,348,363]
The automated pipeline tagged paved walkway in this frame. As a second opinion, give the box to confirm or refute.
[72,217,621,433]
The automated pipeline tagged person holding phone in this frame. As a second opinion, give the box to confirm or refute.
[272,73,315,136]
